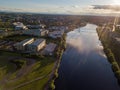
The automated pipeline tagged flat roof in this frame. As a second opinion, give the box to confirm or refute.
[19,38,34,45]
[44,43,57,52]
[115,37,120,42]
[31,39,45,46]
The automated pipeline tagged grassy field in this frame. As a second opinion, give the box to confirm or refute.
[0,28,14,31]
[0,51,55,90]
[0,51,20,73]
[0,34,65,90]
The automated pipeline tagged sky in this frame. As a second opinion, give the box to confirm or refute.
[0,0,120,15]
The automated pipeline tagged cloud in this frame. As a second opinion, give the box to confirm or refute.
[0,4,120,16]
[92,5,120,11]
[72,5,79,8]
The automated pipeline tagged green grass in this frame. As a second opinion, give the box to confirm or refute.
[0,28,14,31]
[0,33,65,90]
[0,52,55,90]
[0,51,21,72]
[0,51,21,88]
[17,76,49,90]
[5,60,55,89]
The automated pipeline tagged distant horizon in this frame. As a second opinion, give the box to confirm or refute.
[0,0,120,15]
[0,9,120,17]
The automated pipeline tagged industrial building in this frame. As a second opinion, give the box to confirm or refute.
[27,39,46,52]
[14,38,34,51]
[23,29,48,37]
[27,24,46,29]
[49,31,64,39]
[42,43,57,55]
[13,22,28,30]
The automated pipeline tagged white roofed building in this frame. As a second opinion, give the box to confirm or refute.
[13,22,28,30]
[27,39,46,52]
[14,38,34,51]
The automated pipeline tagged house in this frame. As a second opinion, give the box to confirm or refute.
[13,38,34,51]
[42,43,57,55]
[48,30,64,39]
[23,29,49,37]
[27,39,46,52]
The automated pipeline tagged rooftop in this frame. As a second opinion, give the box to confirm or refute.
[31,39,45,46]
[19,38,34,45]
[44,43,57,52]
[115,37,120,42]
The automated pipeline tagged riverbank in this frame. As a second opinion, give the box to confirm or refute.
[55,24,120,90]
[44,34,66,90]
[0,32,66,90]
[96,27,120,84]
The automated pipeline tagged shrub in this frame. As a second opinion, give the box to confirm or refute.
[107,51,116,63]
[54,69,58,78]
[115,70,120,79]
[112,62,120,72]
[10,60,26,69]
[50,80,55,90]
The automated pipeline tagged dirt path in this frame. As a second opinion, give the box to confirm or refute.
[9,73,50,90]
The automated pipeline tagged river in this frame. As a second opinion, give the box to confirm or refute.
[55,24,120,90]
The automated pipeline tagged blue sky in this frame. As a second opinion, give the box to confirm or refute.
[0,0,120,15]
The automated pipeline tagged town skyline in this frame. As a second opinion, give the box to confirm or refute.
[0,0,120,15]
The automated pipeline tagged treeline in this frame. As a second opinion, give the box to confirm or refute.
[97,27,120,84]
[49,34,66,90]
[0,21,14,28]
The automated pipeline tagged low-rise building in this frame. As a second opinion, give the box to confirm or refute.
[14,38,34,51]
[23,29,49,37]
[15,25,28,30]
[27,24,46,29]
[42,43,57,55]
[49,26,68,32]
[49,31,64,39]
[27,39,46,52]
[13,22,28,30]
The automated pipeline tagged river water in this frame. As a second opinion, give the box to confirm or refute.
[55,24,120,90]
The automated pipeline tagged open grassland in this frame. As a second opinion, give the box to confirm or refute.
[0,51,55,90]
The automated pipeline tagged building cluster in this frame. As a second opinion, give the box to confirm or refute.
[14,38,45,52]
[115,25,120,31]
[13,22,28,30]
[13,38,57,55]
[27,24,46,29]
[13,22,46,31]
[41,43,57,55]
[48,30,64,39]
[49,26,68,32]
[23,29,49,37]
